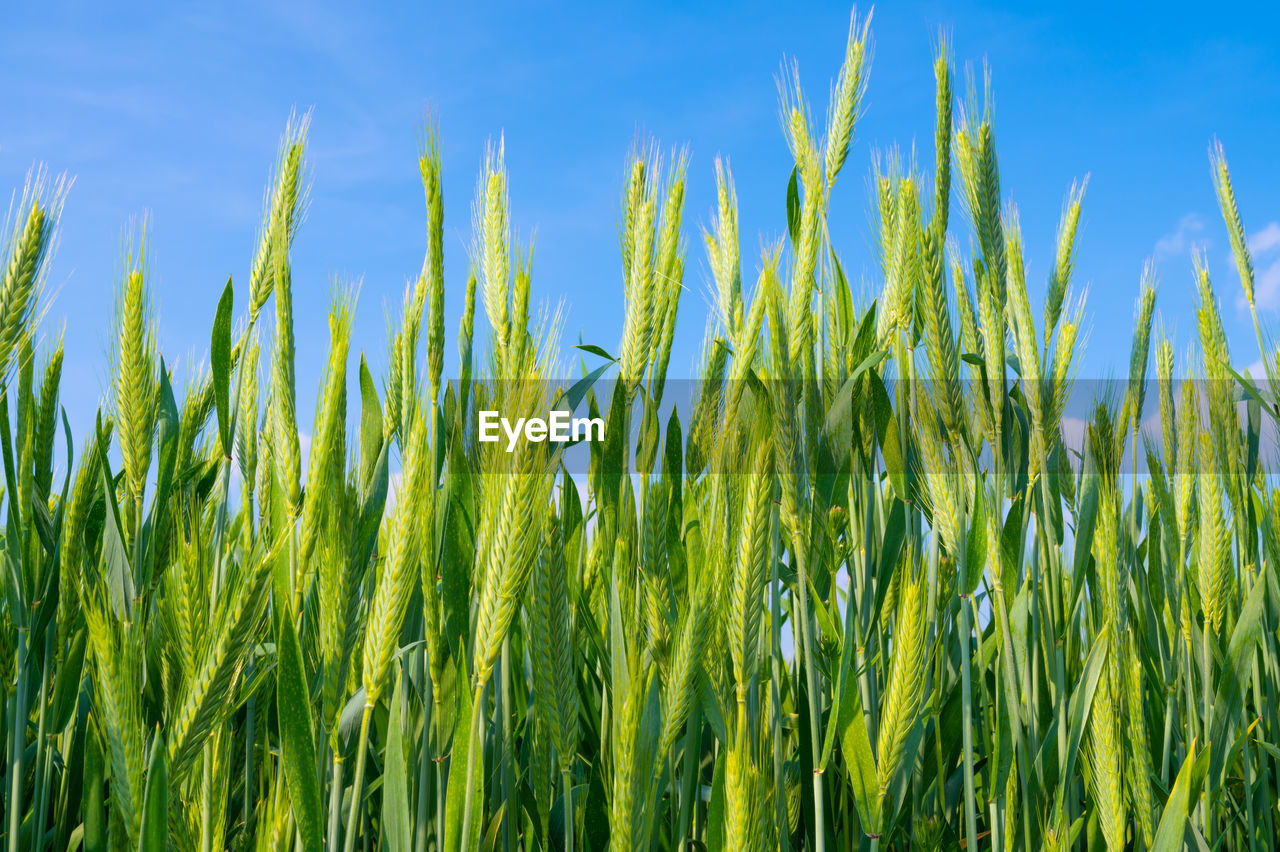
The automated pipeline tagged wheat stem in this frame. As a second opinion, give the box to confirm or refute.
[342,706,373,852]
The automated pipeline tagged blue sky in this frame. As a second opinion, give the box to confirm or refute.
[3,0,1279,439]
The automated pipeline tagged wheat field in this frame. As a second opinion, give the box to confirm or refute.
[3,9,1279,851]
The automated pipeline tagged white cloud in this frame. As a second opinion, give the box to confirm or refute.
[1244,221,1280,311]
[1253,261,1280,310]
[1249,221,1280,256]
[385,469,403,512]
[1153,213,1205,262]
[1060,416,1088,455]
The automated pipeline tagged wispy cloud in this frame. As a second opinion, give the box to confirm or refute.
[1250,221,1280,255]
[1241,221,1280,310]
[1253,260,1280,310]
[1153,213,1206,262]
